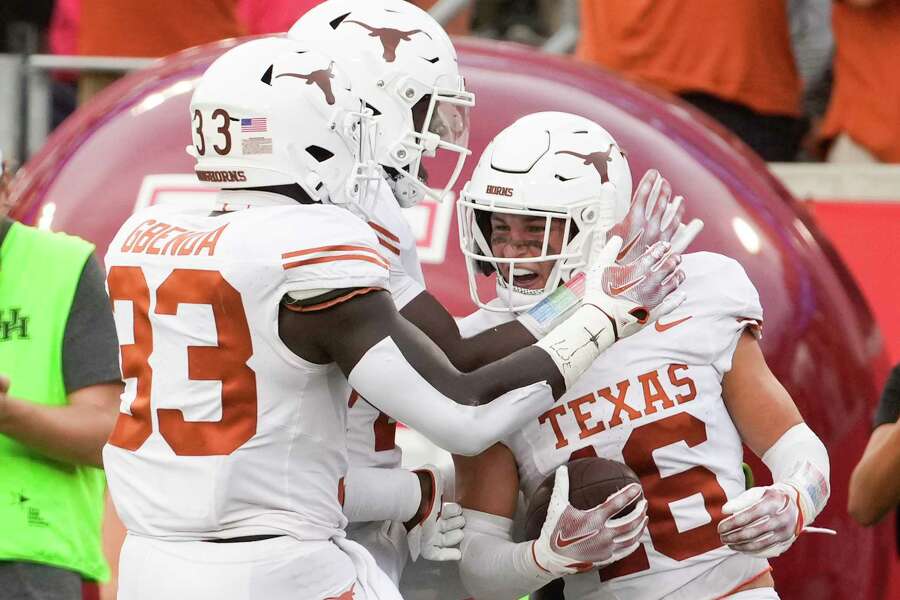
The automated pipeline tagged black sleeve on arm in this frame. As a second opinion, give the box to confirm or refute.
[279,289,565,402]
[399,291,538,372]
[62,253,122,393]
[874,364,900,428]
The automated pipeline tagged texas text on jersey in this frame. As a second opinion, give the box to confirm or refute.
[459,252,768,599]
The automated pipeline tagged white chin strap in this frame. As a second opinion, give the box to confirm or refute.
[492,259,567,313]
[494,278,550,313]
[385,168,425,208]
[388,136,470,206]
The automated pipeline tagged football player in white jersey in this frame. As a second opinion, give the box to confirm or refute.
[103,38,690,600]
[287,0,704,587]
[288,1,475,583]
[452,112,833,600]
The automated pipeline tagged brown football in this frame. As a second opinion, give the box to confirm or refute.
[524,457,641,541]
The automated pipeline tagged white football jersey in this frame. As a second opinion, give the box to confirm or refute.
[347,183,425,470]
[103,201,389,542]
[458,253,770,600]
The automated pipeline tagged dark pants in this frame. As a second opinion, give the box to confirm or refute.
[680,92,805,162]
[0,562,81,600]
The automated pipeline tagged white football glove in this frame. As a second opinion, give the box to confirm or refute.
[718,483,804,558]
[532,466,648,576]
[607,169,705,265]
[406,465,465,562]
[584,234,687,341]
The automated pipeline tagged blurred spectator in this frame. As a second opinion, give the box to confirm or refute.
[789,0,833,117]
[77,0,246,103]
[821,0,900,163]
[789,0,834,160]
[0,0,54,52]
[411,0,472,35]
[577,0,804,162]
[236,0,322,35]
[848,364,900,549]
[0,155,123,600]
[47,0,79,129]
[48,0,77,57]
[473,0,545,43]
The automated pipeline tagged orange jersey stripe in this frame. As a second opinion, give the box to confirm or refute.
[283,287,383,313]
[713,566,773,600]
[281,244,380,260]
[368,221,400,243]
[282,254,389,271]
[377,237,400,256]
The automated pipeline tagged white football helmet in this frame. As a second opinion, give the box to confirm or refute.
[289,0,475,206]
[458,112,633,312]
[190,37,380,208]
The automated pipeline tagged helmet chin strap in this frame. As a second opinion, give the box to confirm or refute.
[492,259,566,313]
[384,168,424,208]
[495,282,547,314]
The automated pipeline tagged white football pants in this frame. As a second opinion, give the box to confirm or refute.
[347,520,409,585]
[117,533,402,600]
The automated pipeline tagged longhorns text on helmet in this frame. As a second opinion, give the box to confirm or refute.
[289,0,475,207]
[458,112,634,313]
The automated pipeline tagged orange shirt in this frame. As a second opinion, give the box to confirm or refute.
[577,0,801,117]
[79,0,245,58]
[821,0,900,163]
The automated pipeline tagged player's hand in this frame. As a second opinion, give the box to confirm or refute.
[583,234,686,341]
[531,465,648,576]
[406,465,465,562]
[607,170,704,265]
[718,483,802,558]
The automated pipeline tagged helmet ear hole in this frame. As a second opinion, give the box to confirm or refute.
[411,95,431,131]
[305,145,335,162]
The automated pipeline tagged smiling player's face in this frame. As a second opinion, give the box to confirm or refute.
[489,213,566,290]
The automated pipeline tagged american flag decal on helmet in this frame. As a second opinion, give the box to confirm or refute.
[241,118,267,133]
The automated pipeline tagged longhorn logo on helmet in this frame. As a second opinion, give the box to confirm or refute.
[342,20,433,63]
[555,145,619,183]
[276,63,337,105]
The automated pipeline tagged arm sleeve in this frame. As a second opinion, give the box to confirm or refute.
[347,337,553,456]
[459,509,556,600]
[762,423,831,526]
[62,253,122,393]
[874,365,900,428]
[342,466,421,523]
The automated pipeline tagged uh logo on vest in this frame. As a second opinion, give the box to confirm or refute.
[538,363,699,449]
[0,308,29,341]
